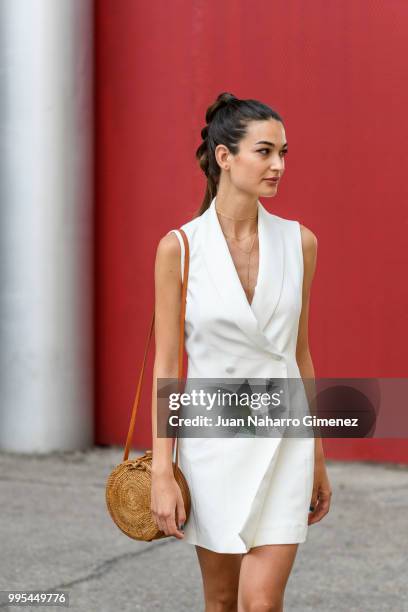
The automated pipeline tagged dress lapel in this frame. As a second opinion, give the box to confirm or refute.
[198,196,285,355]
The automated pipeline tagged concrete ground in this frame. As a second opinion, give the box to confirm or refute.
[0,447,407,612]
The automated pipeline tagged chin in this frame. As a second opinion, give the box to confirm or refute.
[260,189,278,198]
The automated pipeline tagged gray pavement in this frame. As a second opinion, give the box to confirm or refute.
[0,447,407,612]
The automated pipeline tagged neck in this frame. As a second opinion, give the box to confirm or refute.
[214,195,259,239]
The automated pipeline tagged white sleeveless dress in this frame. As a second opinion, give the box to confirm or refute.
[166,196,315,554]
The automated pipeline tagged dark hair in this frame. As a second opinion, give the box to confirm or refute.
[194,92,284,216]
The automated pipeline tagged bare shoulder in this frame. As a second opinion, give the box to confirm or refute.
[299,224,318,280]
[156,231,180,259]
[155,231,182,283]
[299,223,318,254]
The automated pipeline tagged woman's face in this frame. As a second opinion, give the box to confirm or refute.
[217,118,288,198]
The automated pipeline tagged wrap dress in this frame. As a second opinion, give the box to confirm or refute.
[166,196,315,554]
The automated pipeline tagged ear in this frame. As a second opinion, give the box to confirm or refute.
[215,144,231,170]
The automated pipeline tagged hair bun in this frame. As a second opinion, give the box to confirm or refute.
[205,92,238,124]
[200,125,209,140]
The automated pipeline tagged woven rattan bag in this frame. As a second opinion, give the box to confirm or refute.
[105,229,191,541]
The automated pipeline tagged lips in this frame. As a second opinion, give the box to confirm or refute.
[265,177,279,182]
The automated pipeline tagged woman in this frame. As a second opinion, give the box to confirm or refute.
[151,92,332,611]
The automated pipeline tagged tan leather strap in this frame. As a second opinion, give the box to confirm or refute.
[123,228,190,470]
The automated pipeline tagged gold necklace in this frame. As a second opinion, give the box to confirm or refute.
[223,230,258,254]
[216,207,258,221]
[222,229,258,242]
[223,229,258,300]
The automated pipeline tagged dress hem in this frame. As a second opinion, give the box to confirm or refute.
[179,523,308,554]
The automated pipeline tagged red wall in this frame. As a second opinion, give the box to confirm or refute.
[94,1,408,462]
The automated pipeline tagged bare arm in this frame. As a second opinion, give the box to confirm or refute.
[295,224,324,460]
[297,224,332,524]
[150,231,186,538]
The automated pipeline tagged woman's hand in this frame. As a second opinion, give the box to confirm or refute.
[308,455,332,525]
[151,471,186,539]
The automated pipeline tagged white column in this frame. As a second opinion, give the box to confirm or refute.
[0,0,94,451]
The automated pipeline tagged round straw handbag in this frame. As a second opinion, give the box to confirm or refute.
[105,229,191,541]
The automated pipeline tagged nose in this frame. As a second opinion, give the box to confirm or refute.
[269,154,284,173]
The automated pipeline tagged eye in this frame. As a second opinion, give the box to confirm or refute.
[257,149,288,157]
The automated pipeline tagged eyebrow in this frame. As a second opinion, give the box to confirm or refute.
[254,140,288,149]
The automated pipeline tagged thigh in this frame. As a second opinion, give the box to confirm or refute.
[238,543,299,611]
[195,545,243,604]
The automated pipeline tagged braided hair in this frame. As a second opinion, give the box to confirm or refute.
[194,92,284,216]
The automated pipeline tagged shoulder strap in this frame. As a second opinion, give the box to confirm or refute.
[123,228,190,470]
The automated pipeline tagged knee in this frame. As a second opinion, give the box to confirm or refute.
[206,589,238,612]
[243,596,283,612]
